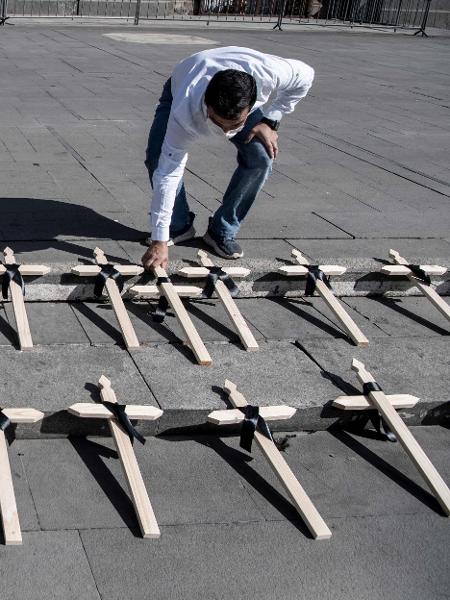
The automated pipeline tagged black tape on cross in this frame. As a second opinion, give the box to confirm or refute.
[240,405,274,453]
[94,264,124,297]
[362,381,397,443]
[201,266,239,299]
[102,401,145,445]
[0,409,11,431]
[407,264,431,286]
[2,264,25,300]
[305,265,332,297]
[152,276,171,323]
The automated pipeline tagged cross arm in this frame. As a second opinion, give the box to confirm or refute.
[71,265,143,276]
[333,393,419,410]
[68,403,163,420]
[208,405,296,425]
[129,285,203,298]
[1,408,44,423]
[178,266,250,278]
[381,265,447,276]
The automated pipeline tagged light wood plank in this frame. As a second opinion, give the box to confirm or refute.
[223,380,331,540]
[0,431,22,545]
[130,285,203,298]
[208,405,296,425]
[93,248,140,349]
[0,265,50,276]
[68,403,162,421]
[2,408,44,423]
[389,250,450,322]
[351,359,450,516]
[333,393,419,411]
[71,264,143,277]
[153,266,212,366]
[197,250,258,352]
[98,376,160,538]
[278,264,346,276]
[3,247,33,350]
[381,265,447,276]
[178,266,250,278]
[284,249,368,347]
[315,280,369,347]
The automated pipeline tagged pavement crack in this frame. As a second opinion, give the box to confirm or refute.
[311,211,355,239]
[77,530,104,600]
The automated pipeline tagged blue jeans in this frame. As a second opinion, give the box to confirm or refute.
[145,79,273,240]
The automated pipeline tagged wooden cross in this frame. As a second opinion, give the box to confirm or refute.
[71,247,143,349]
[130,266,212,366]
[207,380,332,540]
[278,249,369,347]
[381,249,449,322]
[68,375,163,538]
[177,250,258,351]
[333,359,450,516]
[0,247,50,350]
[0,407,44,544]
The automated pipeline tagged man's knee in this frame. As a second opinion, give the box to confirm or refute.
[242,140,273,173]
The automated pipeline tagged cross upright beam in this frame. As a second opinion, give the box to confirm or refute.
[178,250,258,351]
[0,247,50,350]
[130,266,212,366]
[381,249,449,322]
[337,359,450,516]
[278,249,369,347]
[0,408,44,545]
[71,247,143,349]
[68,375,162,538]
[208,380,332,540]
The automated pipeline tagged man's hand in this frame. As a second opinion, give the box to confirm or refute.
[245,123,278,159]
[142,240,169,271]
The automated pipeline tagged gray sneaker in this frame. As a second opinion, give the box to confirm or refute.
[203,221,243,259]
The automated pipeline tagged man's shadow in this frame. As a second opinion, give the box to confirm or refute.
[0,197,147,261]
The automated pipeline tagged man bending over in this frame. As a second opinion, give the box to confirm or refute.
[142,46,314,270]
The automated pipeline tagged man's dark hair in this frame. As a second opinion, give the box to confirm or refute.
[204,69,257,120]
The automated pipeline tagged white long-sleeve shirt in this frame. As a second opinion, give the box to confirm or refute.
[151,46,315,241]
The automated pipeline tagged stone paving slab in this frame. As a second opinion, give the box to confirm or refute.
[342,296,450,338]
[0,531,100,600]
[0,345,159,436]
[3,302,90,346]
[298,337,450,427]
[132,340,345,432]
[70,299,264,346]
[237,297,386,342]
[16,436,263,531]
[242,426,450,522]
[79,512,450,600]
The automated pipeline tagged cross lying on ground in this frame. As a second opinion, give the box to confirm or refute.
[177,250,258,351]
[277,248,369,347]
[68,375,163,538]
[0,247,50,350]
[130,266,212,365]
[71,247,143,349]
[333,359,450,516]
[381,249,449,322]
[207,380,332,540]
[0,407,44,544]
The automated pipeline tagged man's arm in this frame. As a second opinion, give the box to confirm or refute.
[245,59,314,158]
[142,115,191,270]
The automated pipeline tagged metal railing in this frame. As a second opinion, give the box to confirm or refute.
[0,0,434,34]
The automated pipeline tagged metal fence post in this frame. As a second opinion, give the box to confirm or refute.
[134,0,141,24]
[413,0,431,36]
[273,0,286,29]
[1,0,11,25]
